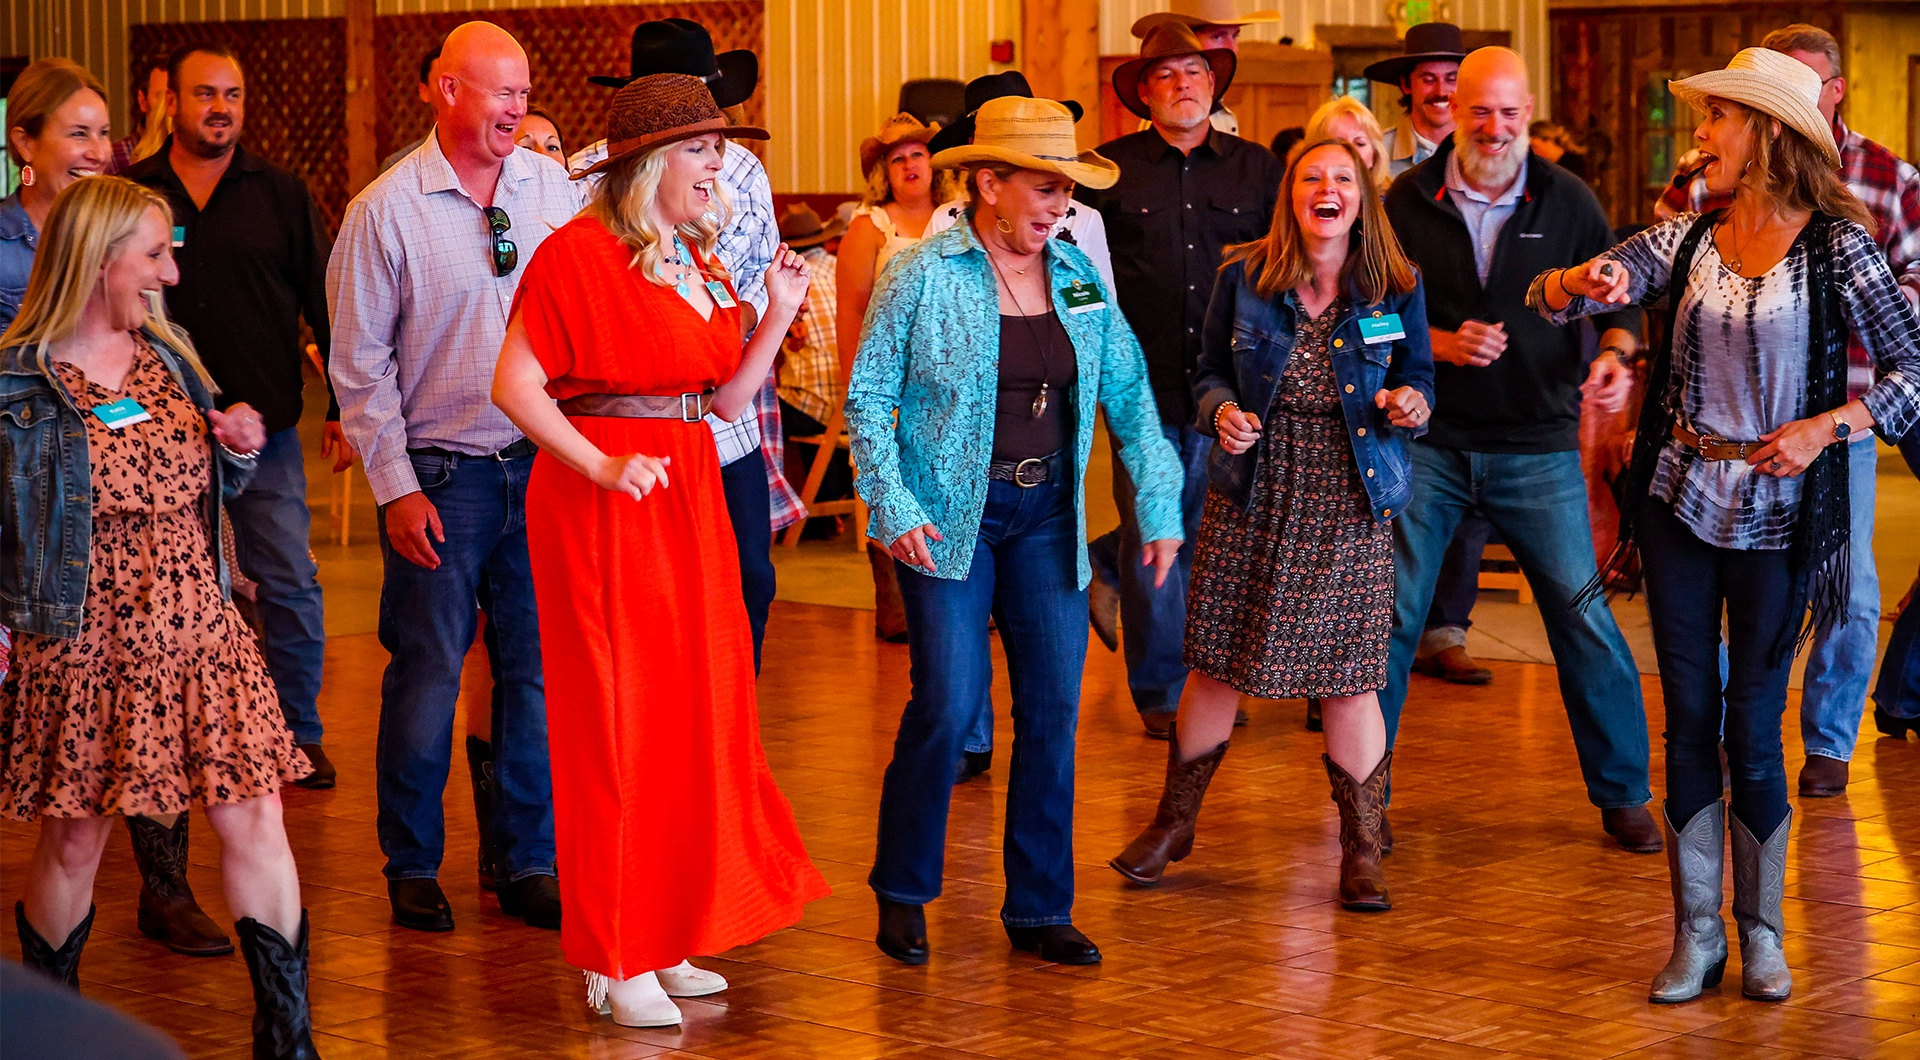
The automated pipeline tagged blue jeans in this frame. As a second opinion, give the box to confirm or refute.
[1640,501,1795,838]
[1087,424,1212,714]
[226,427,328,745]
[720,447,776,674]
[1798,438,1881,761]
[1384,444,1651,808]
[1877,426,1920,720]
[870,475,1088,926]
[1424,511,1493,631]
[375,450,555,882]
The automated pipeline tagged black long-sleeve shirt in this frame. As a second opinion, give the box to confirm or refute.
[127,142,335,434]
[1078,128,1281,427]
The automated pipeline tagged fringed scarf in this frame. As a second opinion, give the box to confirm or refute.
[1577,209,1852,667]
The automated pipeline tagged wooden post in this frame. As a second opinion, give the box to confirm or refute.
[344,0,377,198]
[1022,0,1101,148]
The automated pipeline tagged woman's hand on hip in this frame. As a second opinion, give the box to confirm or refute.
[890,524,943,573]
[764,243,812,313]
[1142,538,1181,589]
[593,453,673,500]
[207,402,267,455]
[1375,386,1430,429]
[1748,418,1831,478]
[1217,407,1262,455]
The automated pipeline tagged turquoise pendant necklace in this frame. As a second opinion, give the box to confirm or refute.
[662,234,696,297]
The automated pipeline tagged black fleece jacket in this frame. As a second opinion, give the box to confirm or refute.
[1384,139,1638,453]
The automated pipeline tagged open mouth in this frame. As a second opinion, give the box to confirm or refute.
[1694,151,1720,176]
[694,179,715,203]
[1311,202,1342,220]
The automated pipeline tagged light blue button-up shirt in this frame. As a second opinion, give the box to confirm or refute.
[1444,150,1525,284]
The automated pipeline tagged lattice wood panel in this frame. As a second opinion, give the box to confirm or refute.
[130,19,350,230]
[377,3,766,168]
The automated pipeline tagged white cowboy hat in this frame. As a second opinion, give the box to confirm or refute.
[930,96,1119,189]
[1669,48,1839,167]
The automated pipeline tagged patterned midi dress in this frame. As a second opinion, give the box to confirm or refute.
[0,335,309,819]
[1183,298,1396,699]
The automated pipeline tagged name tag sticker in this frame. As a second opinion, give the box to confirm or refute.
[1359,313,1406,344]
[170,226,185,247]
[93,397,152,430]
[705,280,738,309]
[1061,281,1106,315]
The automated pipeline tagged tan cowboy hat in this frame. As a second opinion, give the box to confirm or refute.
[1112,23,1238,122]
[572,73,768,180]
[1132,0,1280,37]
[930,97,1119,190]
[1670,48,1839,167]
[859,112,942,174]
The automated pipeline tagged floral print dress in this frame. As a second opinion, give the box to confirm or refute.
[0,335,308,819]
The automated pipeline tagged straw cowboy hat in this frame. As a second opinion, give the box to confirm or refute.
[1112,23,1238,122]
[930,96,1119,190]
[859,113,943,174]
[777,202,846,249]
[1669,48,1840,167]
[589,18,759,110]
[1132,0,1281,38]
[572,74,768,181]
[927,71,1085,154]
[1362,22,1467,85]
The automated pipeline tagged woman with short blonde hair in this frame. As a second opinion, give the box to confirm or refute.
[0,175,320,1056]
[1298,95,1394,190]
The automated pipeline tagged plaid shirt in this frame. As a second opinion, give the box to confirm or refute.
[776,245,840,423]
[109,133,140,175]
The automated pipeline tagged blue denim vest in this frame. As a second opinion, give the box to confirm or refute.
[1193,260,1436,521]
[0,326,254,637]
[0,195,36,334]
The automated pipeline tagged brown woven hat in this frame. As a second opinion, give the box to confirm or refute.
[859,112,942,174]
[572,73,769,181]
[1111,23,1237,122]
[777,202,847,248]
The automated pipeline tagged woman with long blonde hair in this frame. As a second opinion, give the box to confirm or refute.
[491,74,828,1029]
[0,176,321,1058]
[1297,95,1395,191]
[1111,140,1434,912]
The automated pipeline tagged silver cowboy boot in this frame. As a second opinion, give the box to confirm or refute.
[1649,801,1728,1003]
[1731,808,1793,1001]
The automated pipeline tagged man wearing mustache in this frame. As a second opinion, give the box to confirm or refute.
[1368,22,1466,178]
[1381,48,1660,853]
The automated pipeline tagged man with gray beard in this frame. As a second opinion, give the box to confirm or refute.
[1381,48,1661,853]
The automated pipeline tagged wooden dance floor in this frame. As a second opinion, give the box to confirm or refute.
[5,600,1920,1058]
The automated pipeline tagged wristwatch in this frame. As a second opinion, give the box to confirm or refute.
[1829,409,1851,441]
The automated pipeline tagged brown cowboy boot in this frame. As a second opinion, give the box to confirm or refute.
[1325,752,1392,911]
[127,812,235,956]
[1109,737,1228,884]
[868,545,909,643]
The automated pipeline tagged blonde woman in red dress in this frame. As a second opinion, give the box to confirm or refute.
[491,74,828,1028]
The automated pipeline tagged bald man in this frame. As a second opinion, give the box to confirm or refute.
[330,20,577,934]
[1381,48,1659,852]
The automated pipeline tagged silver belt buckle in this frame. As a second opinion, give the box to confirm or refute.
[680,392,703,422]
[1013,457,1047,488]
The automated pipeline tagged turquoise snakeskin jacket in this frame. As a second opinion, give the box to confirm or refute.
[845,216,1185,587]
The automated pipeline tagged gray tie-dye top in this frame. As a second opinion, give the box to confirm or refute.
[1532,213,1920,550]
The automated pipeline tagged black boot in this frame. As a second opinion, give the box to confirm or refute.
[465,736,501,891]
[128,811,235,956]
[236,912,321,1060]
[15,901,94,989]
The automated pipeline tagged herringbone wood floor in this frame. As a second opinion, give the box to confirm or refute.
[5,600,1920,1058]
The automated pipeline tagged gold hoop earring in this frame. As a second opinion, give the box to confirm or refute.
[18,164,33,188]
[996,216,1014,234]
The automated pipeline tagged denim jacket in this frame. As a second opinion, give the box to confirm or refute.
[0,194,36,334]
[1193,260,1436,521]
[846,217,1185,587]
[0,326,255,637]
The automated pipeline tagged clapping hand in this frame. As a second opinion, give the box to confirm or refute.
[763,243,812,312]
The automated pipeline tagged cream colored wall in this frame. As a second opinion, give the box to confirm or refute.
[1100,0,1552,118]
[1842,9,1918,160]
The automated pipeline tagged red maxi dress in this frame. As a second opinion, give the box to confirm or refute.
[515,217,829,978]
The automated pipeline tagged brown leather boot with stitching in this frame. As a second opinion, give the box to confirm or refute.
[1325,752,1392,911]
[127,812,234,957]
[1110,738,1228,885]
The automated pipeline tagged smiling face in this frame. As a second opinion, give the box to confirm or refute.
[885,141,933,205]
[100,205,180,331]
[979,167,1074,256]
[1401,61,1459,138]
[1291,144,1362,243]
[1324,113,1378,171]
[10,87,111,198]
[1141,54,1215,133]
[652,133,727,229]
[515,114,565,166]
[170,51,244,160]
[1692,96,1767,195]
[1452,57,1533,192]
[436,29,532,162]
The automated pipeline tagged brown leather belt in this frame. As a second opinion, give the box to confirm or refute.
[1672,423,1762,462]
[556,392,713,422]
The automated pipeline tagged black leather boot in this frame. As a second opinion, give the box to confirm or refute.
[15,901,94,990]
[236,912,321,1060]
[128,811,235,956]
[465,736,500,891]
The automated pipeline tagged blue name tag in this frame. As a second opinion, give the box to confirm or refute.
[93,396,152,430]
[171,226,185,247]
[1358,313,1406,344]
[705,280,737,309]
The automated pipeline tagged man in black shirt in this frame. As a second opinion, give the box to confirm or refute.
[1381,47,1658,851]
[128,45,346,790]
[1078,23,1281,735]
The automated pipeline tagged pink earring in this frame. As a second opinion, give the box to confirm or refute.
[18,164,33,187]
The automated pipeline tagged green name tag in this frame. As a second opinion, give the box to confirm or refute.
[1060,281,1106,315]
[1358,312,1405,344]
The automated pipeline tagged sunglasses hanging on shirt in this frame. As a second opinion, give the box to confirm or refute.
[484,206,519,277]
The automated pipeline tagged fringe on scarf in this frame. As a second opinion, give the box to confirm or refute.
[584,970,611,1015]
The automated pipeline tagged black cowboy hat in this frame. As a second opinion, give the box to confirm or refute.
[1362,22,1467,85]
[589,18,759,109]
[927,71,1086,153]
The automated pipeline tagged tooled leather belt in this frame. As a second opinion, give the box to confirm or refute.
[986,449,1066,488]
[1671,423,1763,462]
[556,391,714,422]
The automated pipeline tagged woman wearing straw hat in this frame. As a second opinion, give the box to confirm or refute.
[491,73,829,1028]
[847,95,1184,967]
[1533,48,1920,1005]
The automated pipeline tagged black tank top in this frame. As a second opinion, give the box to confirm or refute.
[992,311,1076,462]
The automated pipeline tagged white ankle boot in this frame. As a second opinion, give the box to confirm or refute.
[585,970,683,1027]
[656,960,728,997]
